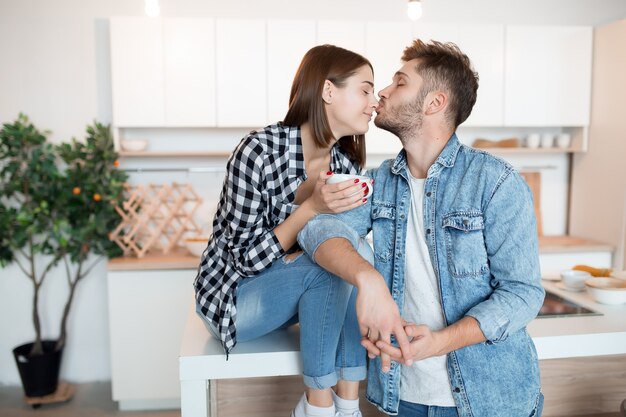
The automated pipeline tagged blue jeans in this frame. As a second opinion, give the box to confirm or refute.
[207,238,373,389]
[397,401,459,417]
[397,393,544,417]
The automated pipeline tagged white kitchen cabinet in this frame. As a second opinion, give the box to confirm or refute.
[110,17,165,127]
[364,21,412,156]
[266,20,317,123]
[163,18,216,127]
[409,24,505,127]
[457,25,505,127]
[317,21,366,56]
[504,26,593,126]
[216,19,267,128]
[107,267,193,409]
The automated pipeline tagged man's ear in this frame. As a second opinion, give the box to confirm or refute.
[425,91,448,115]
[322,80,334,104]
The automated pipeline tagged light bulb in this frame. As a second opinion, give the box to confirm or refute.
[407,0,423,21]
[145,0,160,18]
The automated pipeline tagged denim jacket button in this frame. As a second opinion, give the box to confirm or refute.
[426,228,431,234]
[426,192,432,197]
[454,387,461,393]
[400,214,406,220]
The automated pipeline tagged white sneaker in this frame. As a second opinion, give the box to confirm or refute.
[334,411,362,417]
[290,394,306,417]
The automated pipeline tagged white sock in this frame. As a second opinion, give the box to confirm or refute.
[332,390,360,415]
[304,393,336,417]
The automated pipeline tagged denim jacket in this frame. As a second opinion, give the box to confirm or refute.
[298,135,545,417]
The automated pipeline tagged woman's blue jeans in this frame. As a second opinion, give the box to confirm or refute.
[201,238,373,389]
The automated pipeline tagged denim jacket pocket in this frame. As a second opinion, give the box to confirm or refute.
[442,211,489,278]
[371,201,396,262]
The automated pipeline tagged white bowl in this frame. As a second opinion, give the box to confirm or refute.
[120,139,148,152]
[560,270,591,290]
[184,238,209,258]
[585,278,626,305]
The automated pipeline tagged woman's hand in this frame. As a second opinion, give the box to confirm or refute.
[303,171,372,214]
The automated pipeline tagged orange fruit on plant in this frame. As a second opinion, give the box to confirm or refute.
[93,193,102,202]
[72,187,81,195]
[113,160,120,167]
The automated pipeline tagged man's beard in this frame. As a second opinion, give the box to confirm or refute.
[374,95,424,144]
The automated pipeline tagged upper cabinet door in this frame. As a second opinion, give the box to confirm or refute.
[216,19,267,128]
[457,25,505,127]
[505,26,593,126]
[317,21,366,55]
[163,18,216,127]
[266,20,317,123]
[110,17,165,127]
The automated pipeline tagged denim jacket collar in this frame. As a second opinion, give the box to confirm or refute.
[390,134,461,177]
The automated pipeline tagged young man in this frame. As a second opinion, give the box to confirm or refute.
[298,40,545,417]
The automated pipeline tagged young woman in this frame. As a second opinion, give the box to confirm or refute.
[194,44,378,417]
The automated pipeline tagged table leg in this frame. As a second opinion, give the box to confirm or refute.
[181,379,211,417]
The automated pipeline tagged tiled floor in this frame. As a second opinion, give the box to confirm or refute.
[0,382,179,417]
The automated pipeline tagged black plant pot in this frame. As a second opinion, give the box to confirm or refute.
[12,341,63,397]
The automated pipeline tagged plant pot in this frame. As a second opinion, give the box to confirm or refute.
[12,341,63,397]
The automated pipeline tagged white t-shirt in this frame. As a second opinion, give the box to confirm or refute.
[400,175,455,406]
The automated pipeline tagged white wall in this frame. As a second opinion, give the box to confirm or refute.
[570,19,626,269]
[1,0,626,386]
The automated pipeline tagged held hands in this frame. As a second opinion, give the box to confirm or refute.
[361,322,446,368]
[303,171,372,215]
[355,271,414,372]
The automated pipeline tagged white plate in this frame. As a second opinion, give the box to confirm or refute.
[555,282,585,292]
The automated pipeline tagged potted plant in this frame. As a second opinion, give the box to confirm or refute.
[0,114,127,398]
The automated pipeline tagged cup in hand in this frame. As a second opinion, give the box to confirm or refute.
[326,174,373,199]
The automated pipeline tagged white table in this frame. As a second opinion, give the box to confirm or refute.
[179,280,626,417]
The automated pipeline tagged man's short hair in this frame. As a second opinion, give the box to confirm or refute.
[402,39,479,128]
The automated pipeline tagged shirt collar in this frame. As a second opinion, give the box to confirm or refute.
[390,133,461,176]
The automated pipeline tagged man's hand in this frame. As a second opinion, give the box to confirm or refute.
[363,316,486,365]
[355,270,413,372]
[364,323,444,365]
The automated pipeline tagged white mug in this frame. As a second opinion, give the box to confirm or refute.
[526,134,541,148]
[326,174,373,199]
[556,133,572,149]
[540,134,554,148]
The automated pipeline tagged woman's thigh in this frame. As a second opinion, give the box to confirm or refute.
[235,252,335,342]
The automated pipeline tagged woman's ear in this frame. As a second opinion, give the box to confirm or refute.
[322,80,334,104]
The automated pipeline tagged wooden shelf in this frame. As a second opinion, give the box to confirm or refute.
[119,151,231,158]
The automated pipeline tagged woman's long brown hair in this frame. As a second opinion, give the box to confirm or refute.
[283,44,372,169]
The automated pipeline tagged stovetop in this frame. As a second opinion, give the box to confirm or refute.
[536,291,602,318]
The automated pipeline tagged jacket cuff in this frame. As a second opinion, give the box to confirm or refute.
[465,302,510,343]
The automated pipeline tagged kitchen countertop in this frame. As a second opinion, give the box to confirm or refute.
[108,235,613,271]
[529,279,626,359]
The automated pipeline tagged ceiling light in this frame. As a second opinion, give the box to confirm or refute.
[407,0,423,21]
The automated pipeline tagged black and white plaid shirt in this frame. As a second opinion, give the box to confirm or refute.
[194,123,361,355]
